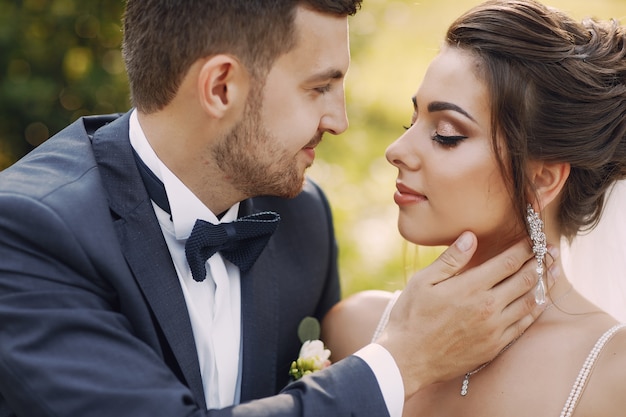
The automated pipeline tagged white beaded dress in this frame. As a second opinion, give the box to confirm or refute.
[371,293,626,416]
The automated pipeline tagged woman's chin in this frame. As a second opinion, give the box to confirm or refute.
[398,229,455,247]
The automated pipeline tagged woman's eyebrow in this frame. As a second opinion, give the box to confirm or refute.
[427,100,477,123]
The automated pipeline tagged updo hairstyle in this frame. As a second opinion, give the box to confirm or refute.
[446,0,626,240]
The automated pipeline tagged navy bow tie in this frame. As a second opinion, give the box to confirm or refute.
[185,212,280,281]
[132,150,281,281]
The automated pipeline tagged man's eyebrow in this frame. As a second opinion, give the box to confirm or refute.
[427,101,477,123]
[305,69,344,83]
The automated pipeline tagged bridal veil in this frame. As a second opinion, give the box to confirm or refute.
[561,180,626,322]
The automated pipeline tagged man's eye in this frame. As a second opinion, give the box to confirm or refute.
[314,85,332,94]
[432,133,467,147]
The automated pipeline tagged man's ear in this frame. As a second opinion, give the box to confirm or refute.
[527,160,571,211]
[197,55,249,119]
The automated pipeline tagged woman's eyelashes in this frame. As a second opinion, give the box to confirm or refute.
[432,132,468,147]
[402,122,468,148]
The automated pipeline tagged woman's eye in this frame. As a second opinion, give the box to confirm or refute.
[432,133,467,147]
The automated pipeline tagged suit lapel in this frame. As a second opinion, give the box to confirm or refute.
[90,116,283,404]
[238,200,281,401]
[90,113,207,409]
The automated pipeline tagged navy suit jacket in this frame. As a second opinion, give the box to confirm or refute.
[0,112,388,416]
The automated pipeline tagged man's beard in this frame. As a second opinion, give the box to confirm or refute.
[213,98,318,199]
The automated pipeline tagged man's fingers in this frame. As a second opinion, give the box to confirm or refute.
[500,291,546,348]
[498,280,542,338]
[492,253,537,307]
[423,231,477,285]
[495,247,561,348]
[476,239,533,289]
[494,243,560,316]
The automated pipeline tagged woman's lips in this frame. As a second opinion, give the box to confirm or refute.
[393,183,427,206]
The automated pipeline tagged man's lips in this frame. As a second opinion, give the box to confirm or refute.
[302,147,315,160]
[393,182,427,206]
[302,137,322,161]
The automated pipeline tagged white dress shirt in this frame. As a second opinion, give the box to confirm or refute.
[129,110,241,408]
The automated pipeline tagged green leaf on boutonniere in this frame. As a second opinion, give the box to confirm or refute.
[297,316,320,343]
[290,317,331,380]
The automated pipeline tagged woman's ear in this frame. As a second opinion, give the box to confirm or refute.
[527,160,571,211]
[197,55,249,119]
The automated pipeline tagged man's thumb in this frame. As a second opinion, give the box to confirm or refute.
[427,231,477,284]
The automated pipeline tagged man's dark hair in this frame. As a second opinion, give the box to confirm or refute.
[122,0,362,113]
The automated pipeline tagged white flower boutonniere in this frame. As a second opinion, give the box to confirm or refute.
[289,316,331,380]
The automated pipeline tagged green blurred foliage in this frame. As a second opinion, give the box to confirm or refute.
[0,0,128,168]
[1,0,624,297]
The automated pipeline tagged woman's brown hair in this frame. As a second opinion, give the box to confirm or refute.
[446,0,626,240]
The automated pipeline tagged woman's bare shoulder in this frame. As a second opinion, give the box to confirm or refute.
[321,290,398,362]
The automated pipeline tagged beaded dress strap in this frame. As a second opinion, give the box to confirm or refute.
[371,290,402,343]
[559,323,626,417]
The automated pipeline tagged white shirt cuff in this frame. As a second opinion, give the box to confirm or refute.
[354,343,404,417]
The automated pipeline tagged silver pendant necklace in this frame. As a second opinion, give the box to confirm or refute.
[460,285,573,396]
[460,337,517,396]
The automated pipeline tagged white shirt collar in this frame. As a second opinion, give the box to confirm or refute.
[128,109,239,240]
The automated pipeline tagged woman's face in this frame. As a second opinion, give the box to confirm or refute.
[386,46,523,257]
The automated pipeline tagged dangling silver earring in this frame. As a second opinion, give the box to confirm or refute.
[526,204,547,305]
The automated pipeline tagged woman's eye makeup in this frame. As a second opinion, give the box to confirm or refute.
[402,119,469,148]
[432,119,468,147]
[402,99,471,147]
[432,133,468,147]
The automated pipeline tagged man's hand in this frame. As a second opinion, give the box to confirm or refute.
[375,231,556,398]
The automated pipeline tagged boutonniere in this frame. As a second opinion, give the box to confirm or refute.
[289,316,331,380]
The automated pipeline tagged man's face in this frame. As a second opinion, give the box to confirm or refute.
[214,5,350,199]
